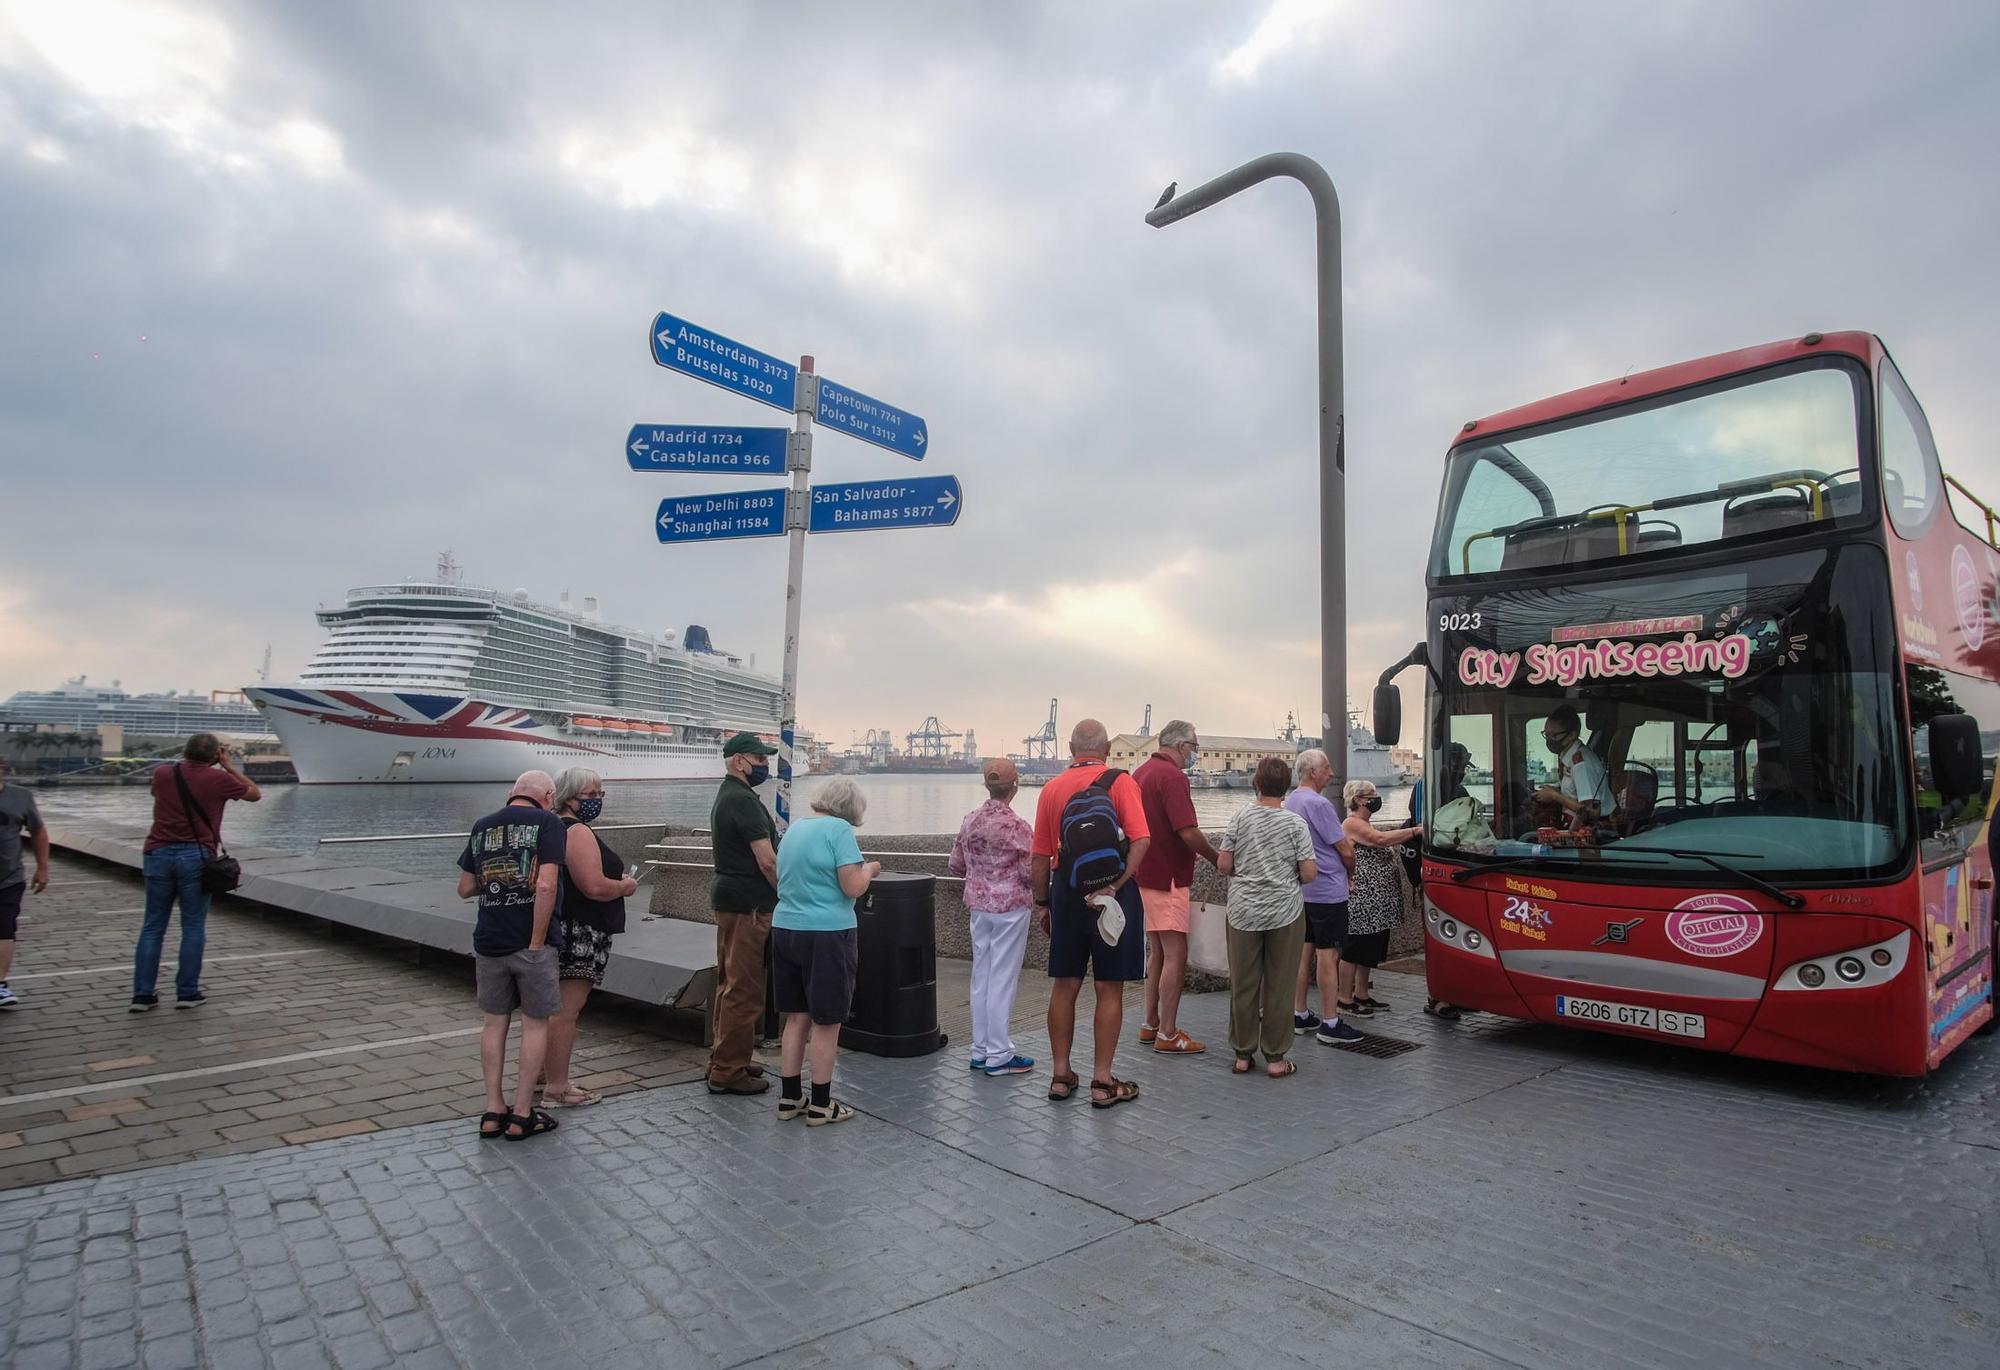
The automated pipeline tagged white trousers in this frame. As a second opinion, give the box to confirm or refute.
[969,908,1032,1067]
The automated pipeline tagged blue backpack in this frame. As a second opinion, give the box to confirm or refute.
[1058,769,1131,894]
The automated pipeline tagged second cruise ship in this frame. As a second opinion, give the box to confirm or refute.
[245,556,782,783]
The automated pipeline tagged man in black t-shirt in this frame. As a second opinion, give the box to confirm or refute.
[456,770,567,1140]
[706,732,780,1095]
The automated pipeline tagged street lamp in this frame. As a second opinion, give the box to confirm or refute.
[1146,153,1348,781]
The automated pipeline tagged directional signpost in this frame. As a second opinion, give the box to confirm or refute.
[815,377,928,461]
[627,425,789,475]
[635,309,955,829]
[810,475,960,533]
[655,488,785,543]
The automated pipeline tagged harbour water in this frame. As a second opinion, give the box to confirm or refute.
[37,773,1417,877]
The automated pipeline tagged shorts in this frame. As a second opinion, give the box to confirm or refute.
[558,923,614,986]
[771,926,858,1026]
[475,947,561,1018]
[1046,881,1145,983]
[1304,900,1349,951]
[1344,928,1391,968]
[1139,884,1191,935]
[0,882,21,940]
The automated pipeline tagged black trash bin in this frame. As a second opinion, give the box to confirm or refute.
[840,872,946,1057]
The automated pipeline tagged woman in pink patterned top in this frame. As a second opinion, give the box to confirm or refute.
[948,759,1036,1076]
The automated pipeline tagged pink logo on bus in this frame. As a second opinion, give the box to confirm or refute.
[1665,894,1765,958]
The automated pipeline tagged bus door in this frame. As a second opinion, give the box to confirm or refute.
[1478,708,1779,1052]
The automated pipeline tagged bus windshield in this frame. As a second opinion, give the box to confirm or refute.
[1426,544,1909,884]
[1431,359,1868,579]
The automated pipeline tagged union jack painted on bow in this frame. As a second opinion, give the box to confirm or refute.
[256,690,612,754]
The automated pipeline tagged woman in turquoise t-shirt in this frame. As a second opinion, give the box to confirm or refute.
[772,778,880,1126]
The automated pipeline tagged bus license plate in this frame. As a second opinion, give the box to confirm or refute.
[1555,995,1705,1039]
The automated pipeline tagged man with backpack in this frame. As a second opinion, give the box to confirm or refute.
[1031,719,1151,1109]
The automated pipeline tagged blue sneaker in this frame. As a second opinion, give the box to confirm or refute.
[1316,1019,1365,1045]
[982,1054,1036,1076]
[970,1056,986,1071]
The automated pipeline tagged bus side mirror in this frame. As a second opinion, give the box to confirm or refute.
[1929,713,1984,801]
[1373,684,1401,748]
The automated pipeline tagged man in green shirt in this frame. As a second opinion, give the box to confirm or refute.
[707,732,780,1094]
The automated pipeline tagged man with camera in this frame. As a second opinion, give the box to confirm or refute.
[131,733,260,1011]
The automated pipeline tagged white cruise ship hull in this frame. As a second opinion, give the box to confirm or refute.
[246,688,726,784]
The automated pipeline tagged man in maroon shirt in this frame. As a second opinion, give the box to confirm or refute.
[130,733,260,1010]
[1135,720,1220,1054]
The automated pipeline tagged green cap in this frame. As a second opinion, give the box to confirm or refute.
[723,731,779,758]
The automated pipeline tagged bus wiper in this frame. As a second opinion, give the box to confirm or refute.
[1601,846,1807,909]
[1448,854,1609,884]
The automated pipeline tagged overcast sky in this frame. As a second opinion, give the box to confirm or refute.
[4,0,1998,755]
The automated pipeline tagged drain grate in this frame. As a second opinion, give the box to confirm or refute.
[1333,1034,1423,1060]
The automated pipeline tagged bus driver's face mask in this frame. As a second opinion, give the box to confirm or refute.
[1544,727,1572,756]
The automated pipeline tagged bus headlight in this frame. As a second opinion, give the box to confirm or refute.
[1464,929,1484,950]
[1440,920,1459,940]
[1776,933,1909,992]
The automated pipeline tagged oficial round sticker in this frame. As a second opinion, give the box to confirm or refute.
[1951,544,1985,652]
[1665,893,1765,958]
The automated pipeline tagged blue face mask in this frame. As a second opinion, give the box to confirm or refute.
[747,763,771,787]
[574,796,604,824]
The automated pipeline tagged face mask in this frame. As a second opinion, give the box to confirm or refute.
[746,763,771,786]
[1182,748,1200,771]
[1364,796,1384,814]
[1545,732,1567,756]
[574,796,604,824]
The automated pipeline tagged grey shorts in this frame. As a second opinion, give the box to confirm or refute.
[475,947,561,1018]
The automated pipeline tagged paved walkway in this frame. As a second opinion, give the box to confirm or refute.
[3,952,1994,1368]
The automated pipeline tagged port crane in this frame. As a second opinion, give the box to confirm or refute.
[1138,704,1152,737]
[905,716,963,760]
[1021,698,1059,761]
[859,729,895,765]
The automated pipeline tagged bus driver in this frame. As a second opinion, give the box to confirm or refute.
[1534,705,1615,825]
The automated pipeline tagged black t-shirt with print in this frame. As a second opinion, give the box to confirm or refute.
[457,802,568,956]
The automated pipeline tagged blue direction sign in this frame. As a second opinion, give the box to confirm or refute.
[816,377,928,461]
[627,425,788,475]
[810,475,961,534]
[649,312,796,412]
[655,488,785,543]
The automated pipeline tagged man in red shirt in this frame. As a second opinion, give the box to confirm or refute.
[1134,720,1220,1055]
[131,733,260,1010]
[1032,719,1150,1109]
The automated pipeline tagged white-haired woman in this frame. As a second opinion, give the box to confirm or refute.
[772,778,880,1126]
[547,767,637,1108]
[1340,779,1421,1018]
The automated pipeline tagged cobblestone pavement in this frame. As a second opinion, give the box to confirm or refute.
[0,856,711,1188]
[3,956,1995,1369]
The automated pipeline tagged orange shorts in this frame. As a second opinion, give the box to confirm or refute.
[1139,884,1191,935]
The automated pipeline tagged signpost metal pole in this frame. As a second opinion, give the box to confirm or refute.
[776,356,817,834]
[1145,153,1347,782]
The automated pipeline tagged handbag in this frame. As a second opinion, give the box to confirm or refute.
[171,763,243,894]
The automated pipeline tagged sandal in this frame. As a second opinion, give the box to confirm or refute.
[1266,1059,1298,1079]
[805,1099,854,1127]
[478,1111,512,1139]
[1047,1071,1080,1101]
[503,1108,559,1141]
[1424,999,1464,1021]
[1232,1054,1255,1074]
[545,1086,601,1108]
[1089,1077,1139,1109]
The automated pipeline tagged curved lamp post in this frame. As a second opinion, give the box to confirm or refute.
[1146,153,1348,780]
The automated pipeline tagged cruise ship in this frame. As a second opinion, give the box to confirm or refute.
[1,678,273,738]
[244,557,782,784]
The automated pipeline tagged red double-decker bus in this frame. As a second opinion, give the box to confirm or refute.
[1378,331,1996,1075]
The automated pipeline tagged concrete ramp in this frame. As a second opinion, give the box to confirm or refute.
[50,827,716,1011]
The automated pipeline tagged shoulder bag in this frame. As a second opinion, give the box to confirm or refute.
[171,763,243,894]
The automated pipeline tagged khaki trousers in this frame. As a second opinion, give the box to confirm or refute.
[709,910,772,1082]
[1227,916,1306,1061]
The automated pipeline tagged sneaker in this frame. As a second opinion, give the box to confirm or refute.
[175,993,206,1010]
[1337,998,1373,1018]
[983,1054,1036,1076]
[970,1056,986,1071]
[1152,1030,1206,1055]
[0,982,18,1010]
[1317,1020,1366,1045]
[1137,1024,1158,1045]
[1359,996,1392,1013]
[129,995,159,1013]
[1293,1010,1322,1035]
